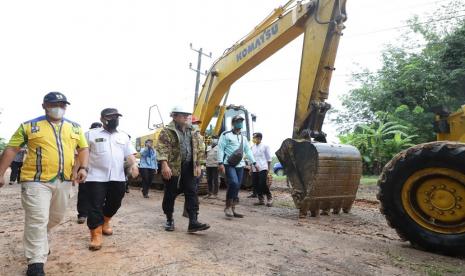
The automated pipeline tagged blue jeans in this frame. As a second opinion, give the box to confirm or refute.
[225,165,244,200]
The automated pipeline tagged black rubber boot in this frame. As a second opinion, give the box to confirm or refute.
[26,263,45,276]
[254,196,265,206]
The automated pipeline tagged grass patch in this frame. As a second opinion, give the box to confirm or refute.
[360,175,379,186]
[273,175,287,181]
[386,250,463,275]
[273,174,379,185]
[274,199,295,208]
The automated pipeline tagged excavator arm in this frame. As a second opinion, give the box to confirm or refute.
[194,0,346,139]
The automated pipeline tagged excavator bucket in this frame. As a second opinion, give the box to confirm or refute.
[276,139,362,217]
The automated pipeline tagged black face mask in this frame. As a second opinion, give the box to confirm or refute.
[105,118,119,130]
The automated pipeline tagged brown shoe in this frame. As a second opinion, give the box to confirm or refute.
[89,226,103,251]
[102,216,113,236]
[232,203,244,218]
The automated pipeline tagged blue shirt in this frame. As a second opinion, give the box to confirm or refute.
[139,147,158,169]
[217,130,255,167]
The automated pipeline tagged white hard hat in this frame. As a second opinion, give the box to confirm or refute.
[171,105,192,115]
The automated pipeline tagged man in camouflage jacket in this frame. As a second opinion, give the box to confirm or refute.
[156,106,209,233]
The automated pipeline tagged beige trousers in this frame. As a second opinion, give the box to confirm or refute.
[21,180,71,264]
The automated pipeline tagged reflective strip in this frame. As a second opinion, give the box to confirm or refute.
[48,121,65,179]
[57,123,64,178]
[33,147,42,182]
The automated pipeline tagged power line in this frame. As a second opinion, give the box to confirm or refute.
[189,43,212,108]
[345,13,465,38]
[337,39,462,61]
[381,0,459,14]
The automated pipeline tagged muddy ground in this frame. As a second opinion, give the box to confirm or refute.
[1,171,464,276]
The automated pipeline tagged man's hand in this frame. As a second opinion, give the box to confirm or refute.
[161,162,172,180]
[0,147,22,188]
[75,169,87,183]
[218,164,225,175]
[254,165,260,172]
[245,165,252,176]
[130,165,139,178]
[195,165,202,177]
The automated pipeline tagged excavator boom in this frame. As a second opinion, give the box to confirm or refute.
[195,0,344,136]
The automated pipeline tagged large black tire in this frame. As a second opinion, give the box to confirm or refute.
[378,142,465,255]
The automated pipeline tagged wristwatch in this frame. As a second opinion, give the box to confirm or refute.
[78,166,89,173]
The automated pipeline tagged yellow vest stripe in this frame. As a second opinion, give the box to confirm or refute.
[49,121,65,178]
[34,147,42,182]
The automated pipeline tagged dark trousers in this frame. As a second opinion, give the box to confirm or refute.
[140,168,155,196]
[162,162,198,221]
[86,181,126,229]
[9,161,23,182]
[251,172,258,196]
[77,183,91,218]
[253,170,272,200]
[225,165,244,200]
[206,167,219,195]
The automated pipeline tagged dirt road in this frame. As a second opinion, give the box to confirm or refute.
[1,176,464,275]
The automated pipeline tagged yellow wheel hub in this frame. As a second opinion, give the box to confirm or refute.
[402,168,465,234]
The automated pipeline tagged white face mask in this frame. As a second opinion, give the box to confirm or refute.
[46,107,65,120]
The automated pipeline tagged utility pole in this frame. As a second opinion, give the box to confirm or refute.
[189,43,212,108]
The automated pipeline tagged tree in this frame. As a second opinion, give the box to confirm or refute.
[339,120,416,175]
[334,3,465,145]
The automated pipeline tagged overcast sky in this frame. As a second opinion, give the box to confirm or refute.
[0,0,458,153]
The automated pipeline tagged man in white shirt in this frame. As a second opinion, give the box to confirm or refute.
[85,108,139,251]
[251,132,273,207]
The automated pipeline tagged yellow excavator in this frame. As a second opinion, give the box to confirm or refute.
[378,106,465,254]
[192,0,465,255]
[136,0,363,207]
[194,0,362,219]
[139,0,464,255]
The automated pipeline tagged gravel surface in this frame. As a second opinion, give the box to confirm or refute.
[1,172,464,275]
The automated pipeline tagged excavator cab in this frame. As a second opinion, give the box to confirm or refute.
[205,104,256,140]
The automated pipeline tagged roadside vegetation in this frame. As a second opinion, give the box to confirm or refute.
[335,2,465,175]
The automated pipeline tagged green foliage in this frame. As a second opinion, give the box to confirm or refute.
[335,5,465,137]
[339,120,416,174]
[335,3,465,173]
[360,175,378,186]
